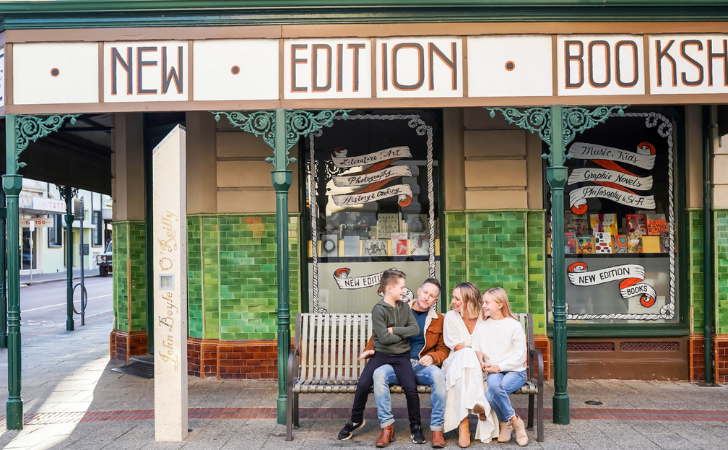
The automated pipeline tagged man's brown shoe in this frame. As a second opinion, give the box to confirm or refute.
[431,431,446,448]
[376,424,395,448]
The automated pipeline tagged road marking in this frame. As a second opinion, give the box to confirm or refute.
[21,294,111,313]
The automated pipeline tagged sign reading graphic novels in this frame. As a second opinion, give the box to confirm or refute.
[284,39,372,99]
[376,37,463,98]
[104,41,188,102]
[557,35,645,96]
[649,35,728,95]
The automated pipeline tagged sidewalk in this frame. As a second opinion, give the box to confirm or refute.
[0,317,727,449]
[20,268,100,286]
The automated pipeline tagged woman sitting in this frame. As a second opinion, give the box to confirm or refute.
[473,287,529,446]
[441,282,498,447]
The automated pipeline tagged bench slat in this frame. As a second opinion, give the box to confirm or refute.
[336,315,345,383]
[314,314,323,384]
[344,315,352,383]
[300,314,310,384]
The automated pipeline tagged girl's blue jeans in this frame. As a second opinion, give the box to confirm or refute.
[485,370,527,422]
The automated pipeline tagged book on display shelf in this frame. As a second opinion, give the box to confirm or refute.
[391,232,409,256]
[565,232,576,254]
[646,214,667,235]
[577,235,593,254]
[594,231,612,254]
[626,214,647,236]
[410,232,429,256]
[615,234,628,254]
[362,239,388,257]
[589,213,618,235]
[343,236,360,257]
[627,232,643,253]
[565,212,590,235]
[321,234,338,257]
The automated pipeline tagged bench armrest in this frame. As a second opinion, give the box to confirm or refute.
[529,348,544,388]
[287,348,300,386]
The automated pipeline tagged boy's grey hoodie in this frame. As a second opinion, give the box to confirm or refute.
[371,299,420,354]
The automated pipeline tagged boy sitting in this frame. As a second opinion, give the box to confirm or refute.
[338,269,425,444]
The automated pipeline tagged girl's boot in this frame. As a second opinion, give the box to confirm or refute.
[497,421,512,443]
[512,415,529,447]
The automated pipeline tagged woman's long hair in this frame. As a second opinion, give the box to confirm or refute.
[454,282,482,320]
[482,287,518,320]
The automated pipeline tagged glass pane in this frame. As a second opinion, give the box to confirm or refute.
[21,228,37,270]
[305,111,440,313]
[547,110,679,324]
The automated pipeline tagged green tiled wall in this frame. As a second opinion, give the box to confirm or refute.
[689,210,705,333]
[446,210,547,335]
[112,221,147,331]
[716,211,728,335]
[186,214,300,341]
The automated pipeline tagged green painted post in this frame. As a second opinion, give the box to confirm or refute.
[0,186,7,348]
[703,105,714,385]
[273,109,292,425]
[548,105,570,425]
[4,114,23,430]
[65,187,75,332]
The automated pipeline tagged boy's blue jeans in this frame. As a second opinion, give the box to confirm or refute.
[485,371,527,422]
[373,361,446,431]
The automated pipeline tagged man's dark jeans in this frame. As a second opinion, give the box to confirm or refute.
[350,352,421,427]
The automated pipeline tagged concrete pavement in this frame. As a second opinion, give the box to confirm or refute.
[0,317,726,449]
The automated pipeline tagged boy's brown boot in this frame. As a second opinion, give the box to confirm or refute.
[497,421,512,443]
[376,425,395,448]
[458,418,470,448]
[512,415,529,447]
[431,431,446,448]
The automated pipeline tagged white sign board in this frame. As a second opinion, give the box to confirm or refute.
[649,35,728,94]
[22,219,52,228]
[104,41,189,102]
[557,35,645,96]
[153,124,188,441]
[32,197,66,213]
[283,39,372,99]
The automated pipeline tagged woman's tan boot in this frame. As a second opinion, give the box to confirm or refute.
[497,421,512,443]
[512,415,529,447]
[458,418,470,448]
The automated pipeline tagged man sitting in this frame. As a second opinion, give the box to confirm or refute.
[359,278,450,448]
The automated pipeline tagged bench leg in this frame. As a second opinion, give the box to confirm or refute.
[527,393,534,431]
[293,393,300,427]
[537,388,544,442]
[286,393,293,441]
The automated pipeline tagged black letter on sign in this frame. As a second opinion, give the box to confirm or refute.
[588,40,611,88]
[428,42,457,91]
[392,43,425,91]
[312,44,332,92]
[615,40,639,88]
[655,39,677,87]
[137,47,158,95]
[680,40,704,87]
[291,44,308,93]
[111,47,133,95]
[348,43,365,92]
[162,46,184,94]
[708,39,728,86]
[336,44,343,92]
[564,41,584,89]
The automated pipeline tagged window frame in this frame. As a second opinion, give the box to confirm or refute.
[48,214,63,248]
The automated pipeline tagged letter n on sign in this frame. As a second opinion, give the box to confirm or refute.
[152,124,188,441]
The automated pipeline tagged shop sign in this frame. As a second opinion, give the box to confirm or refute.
[649,35,728,94]
[21,219,52,228]
[284,39,371,99]
[104,41,188,102]
[32,197,66,213]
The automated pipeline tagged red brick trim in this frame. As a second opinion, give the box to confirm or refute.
[714,334,728,384]
[533,334,551,381]
[186,338,285,380]
[109,329,148,363]
[688,333,705,382]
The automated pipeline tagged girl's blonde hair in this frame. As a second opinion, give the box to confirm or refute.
[482,287,518,320]
[454,282,482,320]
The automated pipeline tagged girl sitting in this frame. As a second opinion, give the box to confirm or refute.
[473,287,529,446]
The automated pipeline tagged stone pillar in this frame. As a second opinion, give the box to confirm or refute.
[110,113,148,362]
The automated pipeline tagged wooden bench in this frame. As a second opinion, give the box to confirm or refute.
[286,312,544,442]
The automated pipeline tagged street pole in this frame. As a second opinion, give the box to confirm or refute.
[547,105,570,425]
[0,186,8,348]
[4,114,24,430]
[65,187,74,331]
[29,224,33,284]
[78,198,85,326]
[273,109,292,425]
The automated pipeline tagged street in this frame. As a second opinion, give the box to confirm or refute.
[19,277,112,334]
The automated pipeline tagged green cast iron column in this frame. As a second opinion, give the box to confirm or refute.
[65,187,75,332]
[0,186,7,348]
[703,105,713,385]
[4,114,23,429]
[548,105,570,424]
[273,109,292,425]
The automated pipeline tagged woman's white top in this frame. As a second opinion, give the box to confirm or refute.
[472,316,527,373]
[443,309,483,350]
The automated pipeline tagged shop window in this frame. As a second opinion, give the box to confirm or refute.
[48,214,63,248]
[547,110,679,324]
[93,211,102,246]
[304,111,440,313]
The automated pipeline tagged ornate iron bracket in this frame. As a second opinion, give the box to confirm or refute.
[56,185,79,202]
[14,115,81,169]
[212,109,351,170]
[487,106,627,166]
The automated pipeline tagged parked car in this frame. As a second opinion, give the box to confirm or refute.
[96,241,112,277]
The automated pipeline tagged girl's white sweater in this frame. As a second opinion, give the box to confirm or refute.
[472,317,527,373]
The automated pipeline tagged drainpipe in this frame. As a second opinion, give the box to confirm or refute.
[703,105,714,385]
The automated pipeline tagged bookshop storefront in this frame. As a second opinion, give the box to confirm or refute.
[1,18,723,384]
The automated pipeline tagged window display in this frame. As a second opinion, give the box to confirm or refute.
[547,110,679,324]
[305,111,440,313]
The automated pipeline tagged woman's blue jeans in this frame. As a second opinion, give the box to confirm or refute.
[485,370,527,422]
[373,362,446,431]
